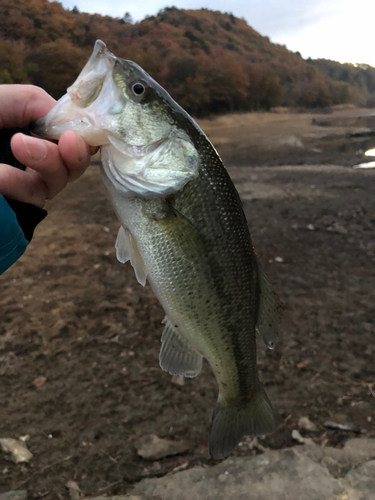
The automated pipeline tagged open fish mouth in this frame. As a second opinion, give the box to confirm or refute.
[31,40,118,146]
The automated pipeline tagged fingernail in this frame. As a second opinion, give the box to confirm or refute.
[22,135,47,161]
[75,133,89,163]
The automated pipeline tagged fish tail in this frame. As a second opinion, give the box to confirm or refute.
[208,382,275,460]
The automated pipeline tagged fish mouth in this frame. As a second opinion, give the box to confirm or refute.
[30,40,117,146]
[30,94,95,139]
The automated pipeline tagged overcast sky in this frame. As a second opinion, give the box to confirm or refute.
[59,0,375,67]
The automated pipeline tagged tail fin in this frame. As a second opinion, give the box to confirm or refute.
[208,382,275,460]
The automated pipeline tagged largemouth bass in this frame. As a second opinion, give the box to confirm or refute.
[31,40,281,459]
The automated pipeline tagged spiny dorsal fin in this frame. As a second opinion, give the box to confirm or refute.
[256,264,282,350]
[159,317,203,378]
[115,226,147,286]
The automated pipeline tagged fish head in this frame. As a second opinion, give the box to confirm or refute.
[32,40,201,196]
[31,39,194,148]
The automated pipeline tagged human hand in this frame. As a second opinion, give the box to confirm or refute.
[0,85,97,208]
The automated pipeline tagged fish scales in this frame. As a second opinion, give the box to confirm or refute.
[171,132,260,394]
[106,135,259,397]
[31,40,280,460]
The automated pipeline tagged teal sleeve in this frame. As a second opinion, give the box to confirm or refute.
[0,195,29,275]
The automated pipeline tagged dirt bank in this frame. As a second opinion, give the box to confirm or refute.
[198,109,375,166]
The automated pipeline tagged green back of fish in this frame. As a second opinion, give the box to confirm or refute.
[172,128,259,385]
[170,130,275,458]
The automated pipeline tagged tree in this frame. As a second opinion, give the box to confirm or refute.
[121,12,133,23]
[246,64,282,110]
[0,40,30,84]
[30,39,86,98]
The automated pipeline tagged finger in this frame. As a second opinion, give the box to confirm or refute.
[0,85,55,129]
[0,163,47,208]
[11,131,93,199]
[58,130,92,182]
[11,133,69,199]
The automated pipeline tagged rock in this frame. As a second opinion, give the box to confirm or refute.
[302,438,375,478]
[326,224,347,235]
[343,438,375,469]
[280,136,304,148]
[18,435,30,443]
[66,480,81,500]
[32,376,47,387]
[307,224,315,231]
[135,435,189,460]
[171,375,185,386]
[324,421,359,432]
[0,438,33,464]
[296,359,310,369]
[291,430,305,444]
[320,448,347,478]
[85,440,375,500]
[344,460,375,499]
[298,416,317,432]
[128,448,342,500]
[0,492,27,500]
[238,436,266,452]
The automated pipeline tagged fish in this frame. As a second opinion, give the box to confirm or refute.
[31,40,281,460]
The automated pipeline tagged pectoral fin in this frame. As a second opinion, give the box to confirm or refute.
[256,264,282,350]
[159,317,203,378]
[115,226,147,286]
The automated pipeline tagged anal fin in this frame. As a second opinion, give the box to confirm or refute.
[159,317,203,378]
[115,226,147,286]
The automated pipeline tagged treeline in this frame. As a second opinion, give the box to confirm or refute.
[1,1,375,115]
[308,58,375,108]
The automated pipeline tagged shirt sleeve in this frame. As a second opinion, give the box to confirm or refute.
[0,195,29,274]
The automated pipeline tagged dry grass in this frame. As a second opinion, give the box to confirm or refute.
[196,108,373,149]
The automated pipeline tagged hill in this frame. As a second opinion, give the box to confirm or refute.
[1,1,374,115]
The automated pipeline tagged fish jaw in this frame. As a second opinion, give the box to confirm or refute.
[31,40,119,146]
[30,93,106,145]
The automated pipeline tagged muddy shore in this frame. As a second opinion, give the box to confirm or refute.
[0,109,374,498]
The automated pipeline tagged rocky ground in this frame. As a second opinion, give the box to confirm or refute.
[91,437,375,499]
[1,437,375,499]
[0,109,374,499]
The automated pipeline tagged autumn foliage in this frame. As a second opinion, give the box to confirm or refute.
[0,1,374,115]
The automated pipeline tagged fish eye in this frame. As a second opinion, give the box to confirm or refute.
[127,78,149,101]
[132,82,146,96]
